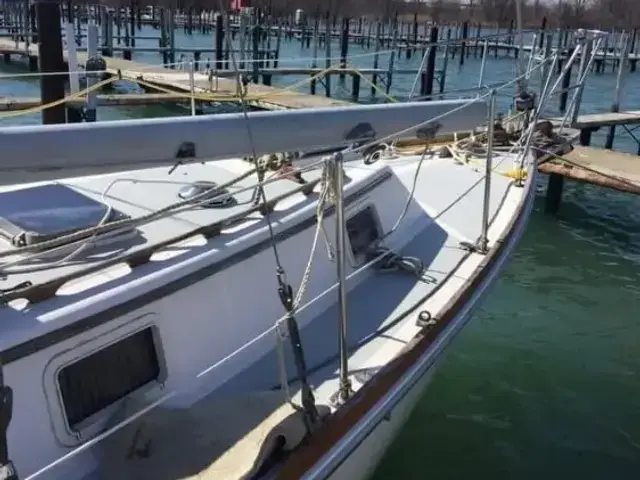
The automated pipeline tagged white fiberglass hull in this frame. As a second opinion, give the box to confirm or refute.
[328,365,437,480]
[313,173,535,480]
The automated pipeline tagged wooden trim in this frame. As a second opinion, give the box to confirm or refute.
[277,167,536,479]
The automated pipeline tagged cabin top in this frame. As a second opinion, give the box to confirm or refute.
[0,155,393,317]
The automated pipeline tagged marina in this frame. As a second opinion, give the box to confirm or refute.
[0,1,639,479]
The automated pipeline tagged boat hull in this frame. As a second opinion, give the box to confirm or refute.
[328,364,437,480]
[314,172,536,480]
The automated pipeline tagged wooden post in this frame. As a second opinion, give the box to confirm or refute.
[440,29,450,93]
[559,47,574,113]
[29,4,37,42]
[538,16,547,49]
[420,26,438,100]
[310,18,318,95]
[85,24,99,122]
[579,128,592,146]
[215,13,223,71]
[351,74,360,102]
[371,22,381,97]
[459,21,468,66]
[129,0,136,47]
[168,8,175,68]
[35,0,66,125]
[339,17,349,80]
[545,174,564,214]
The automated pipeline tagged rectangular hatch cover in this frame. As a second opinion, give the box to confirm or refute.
[0,183,130,249]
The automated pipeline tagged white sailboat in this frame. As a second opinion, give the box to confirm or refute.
[0,25,602,480]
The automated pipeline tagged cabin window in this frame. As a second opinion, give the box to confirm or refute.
[346,206,381,260]
[58,327,161,429]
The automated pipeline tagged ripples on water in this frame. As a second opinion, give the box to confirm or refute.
[374,181,640,479]
[1,26,639,478]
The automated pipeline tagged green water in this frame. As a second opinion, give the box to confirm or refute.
[2,25,640,478]
[374,181,640,478]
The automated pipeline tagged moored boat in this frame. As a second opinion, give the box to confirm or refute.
[0,27,602,480]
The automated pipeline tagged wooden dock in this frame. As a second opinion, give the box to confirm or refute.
[565,111,640,129]
[540,146,640,195]
[540,144,640,214]
[551,111,640,154]
[0,93,195,111]
[0,38,354,111]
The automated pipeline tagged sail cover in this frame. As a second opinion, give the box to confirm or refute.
[0,99,487,185]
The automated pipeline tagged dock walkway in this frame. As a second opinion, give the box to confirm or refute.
[552,111,640,130]
[0,93,192,111]
[0,38,353,111]
[540,146,640,195]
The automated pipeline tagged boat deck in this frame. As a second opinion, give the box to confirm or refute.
[0,158,327,294]
[221,152,520,396]
[91,150,529,479]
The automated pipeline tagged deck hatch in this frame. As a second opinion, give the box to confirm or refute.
[58,327,161,429]
[0,183,130,249]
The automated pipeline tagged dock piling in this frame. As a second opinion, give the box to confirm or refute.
[35,0,66,125]
[85,24,99,122]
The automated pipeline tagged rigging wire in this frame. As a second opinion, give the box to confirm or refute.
[218,6,319,428]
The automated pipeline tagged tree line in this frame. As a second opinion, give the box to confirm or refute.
[254,0,640,29]
[94,0,640,30]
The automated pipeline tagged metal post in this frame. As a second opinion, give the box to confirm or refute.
[85,24,99,122]
[478,40,488,88]
[409,43,429,98]
[612,32,630,111]
[479,91,496,253]
[570,32,592,126]
[66,22,80,94]
[333,152,352,404]
[540,34,553,98]
[604,32,629,149]
[526,33,537,79]
[188,60,196,116]
[515,0,526,92]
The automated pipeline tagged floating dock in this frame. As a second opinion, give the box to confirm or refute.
[540,146,640,196]
[0,38,355,111]
[0,93,194,111]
